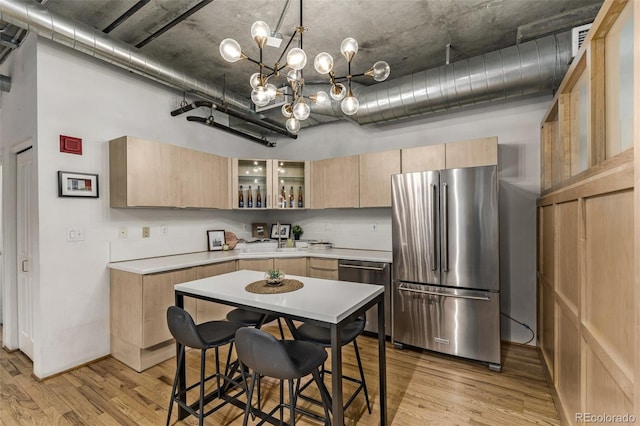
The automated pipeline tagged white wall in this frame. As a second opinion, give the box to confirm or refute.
[2,35,547,376]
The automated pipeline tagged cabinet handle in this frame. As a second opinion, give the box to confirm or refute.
[22,260,29,272]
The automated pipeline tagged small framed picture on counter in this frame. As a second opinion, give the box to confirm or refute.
[270,223,291,239]
[207,230,226,251]
[58,171,99,198]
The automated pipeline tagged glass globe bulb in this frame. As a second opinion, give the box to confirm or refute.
[266,83,277,100]
[314,91,329,104]
[340,37,358,62]
[292,101,310,120]
[286,117,301,134]
[287,47,307,71]
[287,69,299,83]
[341,94,359,116]
[250,21,270,47]
[251,86,270,107]
[219,38,242,63]
[249,72,261,89]
[371,61,391,82]
[281,103,292,118]
[314,52,334,74]
[330,83,347,100]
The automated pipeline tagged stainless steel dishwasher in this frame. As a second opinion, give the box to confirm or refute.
[338,259,391,336]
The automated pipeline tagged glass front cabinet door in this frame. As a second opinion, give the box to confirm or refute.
[232,159,309,210]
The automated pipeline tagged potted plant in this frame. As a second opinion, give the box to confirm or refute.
[292,224,303,240]
[264,269,285,286]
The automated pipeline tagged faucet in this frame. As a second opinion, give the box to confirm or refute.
[276,220,282,248]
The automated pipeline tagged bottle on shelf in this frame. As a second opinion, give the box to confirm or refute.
[289,186,294,208]
[281,186,286,208]
[256,185,262,208]
[247,185,253,208]
[238,185,244,208]
[298,186,303,208]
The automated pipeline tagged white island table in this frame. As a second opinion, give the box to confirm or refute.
[174,269,387,426]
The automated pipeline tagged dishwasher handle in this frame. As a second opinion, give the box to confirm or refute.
[338,263,386,272]
[397,283,490,301]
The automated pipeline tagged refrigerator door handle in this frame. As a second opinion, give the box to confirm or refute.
[442,182,449,272]
[430,183,438,271]
[397,283,491,301]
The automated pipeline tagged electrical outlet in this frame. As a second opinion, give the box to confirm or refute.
[142,226,150,238]
[119,227,128,239]
[372,224,377,232]
[66,227,86,242]
[160,225,168,236]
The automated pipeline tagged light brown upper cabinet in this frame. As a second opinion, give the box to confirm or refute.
[110,136,230,208]
[310,155,359,208]
[444,137,498,169]
[401,144,445,172]
[231,159,310,210]
[359,150,401,207]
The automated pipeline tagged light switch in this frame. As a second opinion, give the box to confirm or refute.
[66,227,86,242]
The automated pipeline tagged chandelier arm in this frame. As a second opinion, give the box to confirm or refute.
[275,30,299,65]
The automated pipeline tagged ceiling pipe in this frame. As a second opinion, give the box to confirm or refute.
[186,116,276,147]
[171,100,297,139]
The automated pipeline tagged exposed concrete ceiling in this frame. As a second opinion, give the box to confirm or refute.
[0,0,603,141]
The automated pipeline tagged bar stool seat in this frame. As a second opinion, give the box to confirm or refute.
[294,314,371,414]
[235,327,332,426]
[166,306,244,426]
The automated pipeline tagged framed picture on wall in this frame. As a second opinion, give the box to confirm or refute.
[270,223,291,239]
[207,230,226,251]
[58,171,99,198]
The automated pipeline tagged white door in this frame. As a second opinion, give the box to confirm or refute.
[17,148,34,359]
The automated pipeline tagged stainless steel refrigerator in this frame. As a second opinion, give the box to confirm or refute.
[391,165,501,371]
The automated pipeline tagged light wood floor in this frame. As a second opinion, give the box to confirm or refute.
[0,325,559,425]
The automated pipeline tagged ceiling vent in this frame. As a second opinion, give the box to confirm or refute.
[572,23,592,57]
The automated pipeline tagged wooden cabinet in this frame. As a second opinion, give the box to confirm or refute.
[110,267,197,372]
[401,144,445,172]
[308,258,338,280]
[180,148,231,208]
[274,257,307,277]
[238,258,274,272]
[359,150,401,207]
[444,137,498,169]
[110,136,231,208]
[195,261,237,322]
[232,159,310,210]
[310,156,359,208]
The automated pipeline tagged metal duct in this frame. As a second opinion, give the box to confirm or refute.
[0,0,250,112]
[353,32,571,125]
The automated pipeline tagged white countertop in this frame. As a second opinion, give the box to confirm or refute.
[175,270,384,324]
[108,247,392,275]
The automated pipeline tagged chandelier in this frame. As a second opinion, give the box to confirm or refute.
[218,0,390,134]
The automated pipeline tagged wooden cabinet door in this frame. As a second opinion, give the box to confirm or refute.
[110,136,182,207]
[196,261,237,322]
[274,257,307,277]
[308,258,338,280]
[445,137,498,169]
[238,258,274,272]
[181,149,230,208]
[311,156,359,208]
[359,150,401,207]
[141,268,196,348]
[401,144,445,172]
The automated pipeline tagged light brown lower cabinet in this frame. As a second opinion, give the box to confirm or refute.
[308,258,338,280]
[110,267,197,372]
[274,257,308,277]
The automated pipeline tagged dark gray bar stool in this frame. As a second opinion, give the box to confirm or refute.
[226,308,286,338]
[166,306,244,426]
[235,327,332,426]
[294,314,371,414]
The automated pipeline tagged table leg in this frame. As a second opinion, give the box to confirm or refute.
[330,323,344,425]
[378,296,387,425]
[175,292,188,420]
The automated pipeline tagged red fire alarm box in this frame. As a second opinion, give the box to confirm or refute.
[60,135,82,155]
